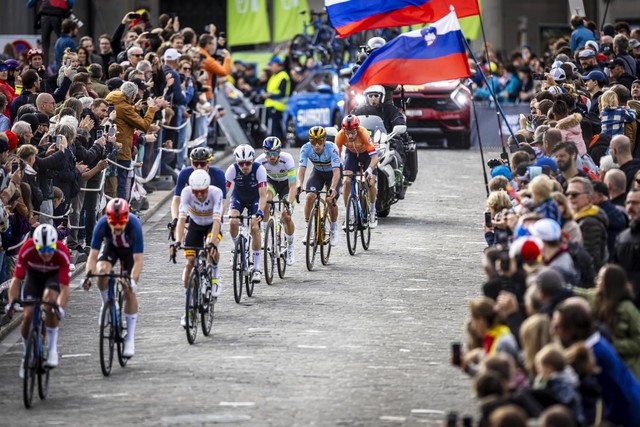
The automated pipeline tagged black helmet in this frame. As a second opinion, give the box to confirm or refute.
[190,147,212,162]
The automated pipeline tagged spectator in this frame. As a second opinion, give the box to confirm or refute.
[468,296,519,361]
[570,16,595,52]
[551,191,583,244]
[605,167,630,209]
[161,48,191,170]
[614,189,640,304]
[519,313,552,379]
[197,33,231,102]
[88,64,109,98]
[530,175,561,223]
[0,93,9,132]
[607,58,635,90]
[97,34,116,71]
[79,36,102,66]
[54,18,78,70]
[126,46,144,68]
[27,0,72,67]
[539,405,577,427]
[600,91,637,137]
[541,128,563,157]
[611,135,640,194]
[592,181,628,257]
[552,142,588,191]
[582,70,606,115]
[263,57,290,142]
[613,34,638,77]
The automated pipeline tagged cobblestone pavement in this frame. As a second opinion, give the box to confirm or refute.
[0,148,488,426]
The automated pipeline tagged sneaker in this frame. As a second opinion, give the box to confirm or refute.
[122,340,134,358]
[69,263,76,272]
[45,351,59,368]
[370,213,378,229]
[75,250,88,264]
[251,269,262,284]
[19,358,24,379]
[180,314,187,328]
[286,244,295,265]
[341,220,346,232]
[330,225,339,246]
[211,279,221,297]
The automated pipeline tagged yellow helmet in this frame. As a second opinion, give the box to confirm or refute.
[308,126,326,140]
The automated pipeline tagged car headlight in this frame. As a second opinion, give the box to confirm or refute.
[451,87,470,108]
[355,94,366,106]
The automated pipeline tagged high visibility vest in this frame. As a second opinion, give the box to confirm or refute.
[264,71,290,112]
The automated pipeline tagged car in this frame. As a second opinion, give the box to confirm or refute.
[392,80,472,149]
[284,66,346,147]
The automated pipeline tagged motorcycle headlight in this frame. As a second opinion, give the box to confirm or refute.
[451,87,470,108]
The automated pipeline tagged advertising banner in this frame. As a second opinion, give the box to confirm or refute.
[273,0,309,43]
[227,0,271,46]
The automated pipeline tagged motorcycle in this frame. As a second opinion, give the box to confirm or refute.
[219,82,268,147]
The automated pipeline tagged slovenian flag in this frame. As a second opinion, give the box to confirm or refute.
[349,11,471,90]
[326,0,480,38]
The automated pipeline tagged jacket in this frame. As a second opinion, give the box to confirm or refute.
[575,205,609,272]
[598,200,629,259]
[198,46,231,100]
[557,113,587,156]
[614,221,640,305]
[611,299,640,381]
[105,90,157,162]
[35,148,66,200]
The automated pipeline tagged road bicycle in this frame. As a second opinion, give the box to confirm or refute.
[16,299,59,408]
[86,271,130,377]
[182,246,216,345]
[264,200,291,285]
[230,215,255,303]
[301,190,332,271]
[345,171,372,255]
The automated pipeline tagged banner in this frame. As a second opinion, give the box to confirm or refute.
[227,0,271,46]
[273,0,309,43]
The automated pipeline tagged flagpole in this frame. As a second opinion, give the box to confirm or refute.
[472,97,490,197]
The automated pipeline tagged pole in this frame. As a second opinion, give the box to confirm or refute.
[601,0,611,32]
[472,99,490,197]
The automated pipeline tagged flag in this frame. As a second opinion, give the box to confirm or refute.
[349,11,471,90]
[325,0,480,38]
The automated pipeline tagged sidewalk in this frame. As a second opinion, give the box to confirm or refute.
[0,149,233,341]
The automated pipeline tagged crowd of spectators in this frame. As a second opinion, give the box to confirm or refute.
[458,16,640,427]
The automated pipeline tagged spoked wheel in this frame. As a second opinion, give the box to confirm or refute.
[37,321,50,400]
[99,300,114,377]
[264,218,275,285]
[345,196,358,255]
[276,219,287,279]
[246,235,255,297]
[360,191,371,250]
[185,270,199,345]
[306,207,319,271]
[320,212,332,266]
[201,268,214,337]
[233,238,244,303]
[23,330,37,408]
[116,289,128,367]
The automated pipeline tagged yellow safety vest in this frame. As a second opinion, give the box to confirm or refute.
[264,70,290,112]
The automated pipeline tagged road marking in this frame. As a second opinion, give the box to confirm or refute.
[380,415,406,422]
[219,401,256,407]
[224,355,254,359]
[399,349,411,352]
[411,409,445,415]
[137,290,163,294]
[92,392,129,398]
[367,366,398,370]
[407,278,429,282]
[62,353,91,358]
[297,345,326,349]
[162,414,252,424]
[402,288,428,291]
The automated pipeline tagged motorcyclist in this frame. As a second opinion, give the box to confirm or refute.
[352,37,396,105]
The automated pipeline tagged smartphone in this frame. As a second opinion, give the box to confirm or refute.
[451,342,462,366]
[204,24,211,32]
[11,162,18,173]
[96,130,103,139]
[462,416,473,427]
[108,104,115,114]
[484,211,493,228]
[55,135,62,148]
[48,134,57,144]
[446,412,458,427]
[147,33,160,42]
[108,126,116,137]
[532,72,546,80]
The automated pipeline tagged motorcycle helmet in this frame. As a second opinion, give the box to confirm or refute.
[367,37,386,51]
[234,144,255,162]
[342,115,360,131]
[263,136,282,151]
[308,126,326,140]
[106,198,130,225]
[27,48,44,61]
[363,85,385,103]
[190,147,212,162]
[33,224,58,253]
[189,169,210,191]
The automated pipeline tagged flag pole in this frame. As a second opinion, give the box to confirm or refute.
[472,97,490,197]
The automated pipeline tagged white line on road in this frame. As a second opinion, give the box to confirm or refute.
[61,353,91,358]
[223,355,254,359]
[92,392,129,398]
[219,401,256,407]
[297,345,326,349]
[402,288,428,291]
[162,414,252,424]
[411,409,445,415]
[380,415,406,422]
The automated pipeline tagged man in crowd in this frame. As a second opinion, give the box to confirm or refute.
[552,142,589,191]
[605,168,631,210]
[582,70,606,115]
[54,18,78,70]
[614,189,640,304]
[263,57,290,143]
[607,58,635,90]
[610,135,640,194]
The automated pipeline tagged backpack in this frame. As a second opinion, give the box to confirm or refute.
[567,242,596,288]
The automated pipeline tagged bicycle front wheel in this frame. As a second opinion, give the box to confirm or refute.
[320,206,331,265]
[23,329,37,408]
[116,288,128,367]
[306,207,319,271]
[264,218,275,285]
[276,218,287,279]
[345,195,358,256]
[37,318,50,400]
[246,234,254,297]
[99,300,114,377]
[185,270,199,344]
[360,190,371,250]
[233,238,244,303]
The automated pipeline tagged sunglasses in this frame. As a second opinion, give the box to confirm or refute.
[310,139,325,146]
[367,93,380,98]
[566,192,585,198]
[36,244,56,254]
[192,161,207,168]
[238,161,252,167]
[181,67,191,71]
[266,150,280,157]
[132,54,144,58]
[192,188,208,197]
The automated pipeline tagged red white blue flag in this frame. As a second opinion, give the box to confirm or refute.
[325,0,480,38]
[349,11,471,90]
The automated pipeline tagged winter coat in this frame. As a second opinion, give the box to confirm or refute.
[557,113,587,156]
[534,367,585,426]
[597,200,629,260]
[587,133,611,168]
[546,248,580,286]
[610,299,640,381]
[575,205,609,272]
[105,90,157,162]
[614,222,640,305]
[535,198,561,224]
[34,149,66,200]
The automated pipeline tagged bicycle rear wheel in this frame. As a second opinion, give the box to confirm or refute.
[306,207,319,271]
[276,218,287,279]
[201,267,215,337]
[23,329,37,408]
[233,238,244,303]
[185,270,199,344]
[320,207,331,265]
[37,318,50,400]
[264,218,275,285]
[246,234,254,297]
[99,300,114,377]
[345,195,358,255]
[116,287,128,367]
[360,189,371,250]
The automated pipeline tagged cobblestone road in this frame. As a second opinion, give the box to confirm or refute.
[0,148,489,426]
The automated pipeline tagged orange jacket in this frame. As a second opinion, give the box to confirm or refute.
[198,46,231,100]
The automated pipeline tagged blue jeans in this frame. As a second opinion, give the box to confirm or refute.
[116,159,130,199]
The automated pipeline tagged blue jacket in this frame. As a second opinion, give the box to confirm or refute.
[535,198,561,224]
[570,25,595,52]
[54,34,77,70]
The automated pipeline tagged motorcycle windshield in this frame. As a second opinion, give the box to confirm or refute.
[356,115,387,136]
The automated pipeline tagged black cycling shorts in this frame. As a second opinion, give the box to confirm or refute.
[184,222,213,256]
[23,270,60,301]
[98,241,134,273]
[267,178,290,200]
[306,168,342,196]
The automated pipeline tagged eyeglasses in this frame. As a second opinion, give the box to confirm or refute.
[266,150,280,157]
[132,54,144,58]
[310,138,325,146]
[35,243,56,254]
[181,67,191,71]
[566,192,585,198]
[367,93,380,98]
[192,188,208,197]
[192,161,208,168]
[237,161,252,167]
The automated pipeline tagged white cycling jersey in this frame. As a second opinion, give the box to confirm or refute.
[255,152,296,182]
[179,185,224,226]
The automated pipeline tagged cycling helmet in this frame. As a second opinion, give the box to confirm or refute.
[33,224,58,252]
[4,59,19,70]
[189,146,212,162]
[367,37,386,51]
[363,85,385,103]
[342,114,360,131]
[263,136,282,151]
[308,126,326,140]
[189,169,210,191]
[0,203,8,233]
[234,144,255,162]
[106,198,130,225]
[27,48,44,60]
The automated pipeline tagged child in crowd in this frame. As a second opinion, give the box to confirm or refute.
[599,91,636,136]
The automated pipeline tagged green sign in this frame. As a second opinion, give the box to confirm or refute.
[227,0,271,46]
[273,0,309,43]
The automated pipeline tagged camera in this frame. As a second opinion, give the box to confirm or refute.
[213,49,224,61]
[129,12,141,19]
[532,72,546,80]
[219,31,226,38]
[96,130,103,139]
[451,342,462,366]
[487,158,503,169]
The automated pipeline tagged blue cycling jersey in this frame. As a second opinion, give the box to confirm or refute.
[90,214,144,253]
[174,166,227,198]
[225,162,268,201]
[299,142,342,172]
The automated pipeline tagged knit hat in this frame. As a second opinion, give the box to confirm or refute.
[20,113,40,133]
[4,130,18,151]
[510,237,542,262]
[106,77,123,91]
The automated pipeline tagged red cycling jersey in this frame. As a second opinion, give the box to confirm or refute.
[13,238,71,286]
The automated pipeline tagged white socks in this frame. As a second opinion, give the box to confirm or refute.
[46,326,59,355]
[286,233,294,244]
[100,290,109,304]
[124,314,137,343]
[253,250,261,269]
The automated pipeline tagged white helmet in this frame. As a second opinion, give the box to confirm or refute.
[0,202,8,233]
[367,37,386,50]
[189,169,210,191]
[363,85,385,103]
[33,224,57,250]
[234,144,255,162]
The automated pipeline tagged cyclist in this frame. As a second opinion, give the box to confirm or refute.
[83,198,143,358]
[335,114,379,228]
[170,169,223,327]
[5,224,70,377]
[296,126,342,245]
[225,144,268,283]
[255,136,297,265]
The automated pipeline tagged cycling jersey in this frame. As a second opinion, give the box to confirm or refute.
[255,152,296,182]
[299,142,342,172]
[225,162,268,201]
[90,214,144,254]
[14,238,71,286]
[179,185,224,227]
[335,127,377,156]
[174,166,227,198]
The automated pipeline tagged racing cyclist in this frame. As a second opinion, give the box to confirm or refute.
[5,224,70,377]
[225,144,268,283]
[170,169,223,327]
[336,114,379,228]
[255,136,297,265]
[296,126,342,245]
[83,198,143,358]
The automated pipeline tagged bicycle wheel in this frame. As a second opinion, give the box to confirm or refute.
[233,238,244,304]
[345,195,358,256]
[320,204,332,265]
[37,317,50,400]
[276,218,287,279]
[264,218,275,285]
[116,287,128,367]
[306,207,319,271]
[185,269,199,344]
[360,188,371,250]
[99,300,114,377]
[201,265,215,337]
[23,329,37,408]
[246,234,254,297]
